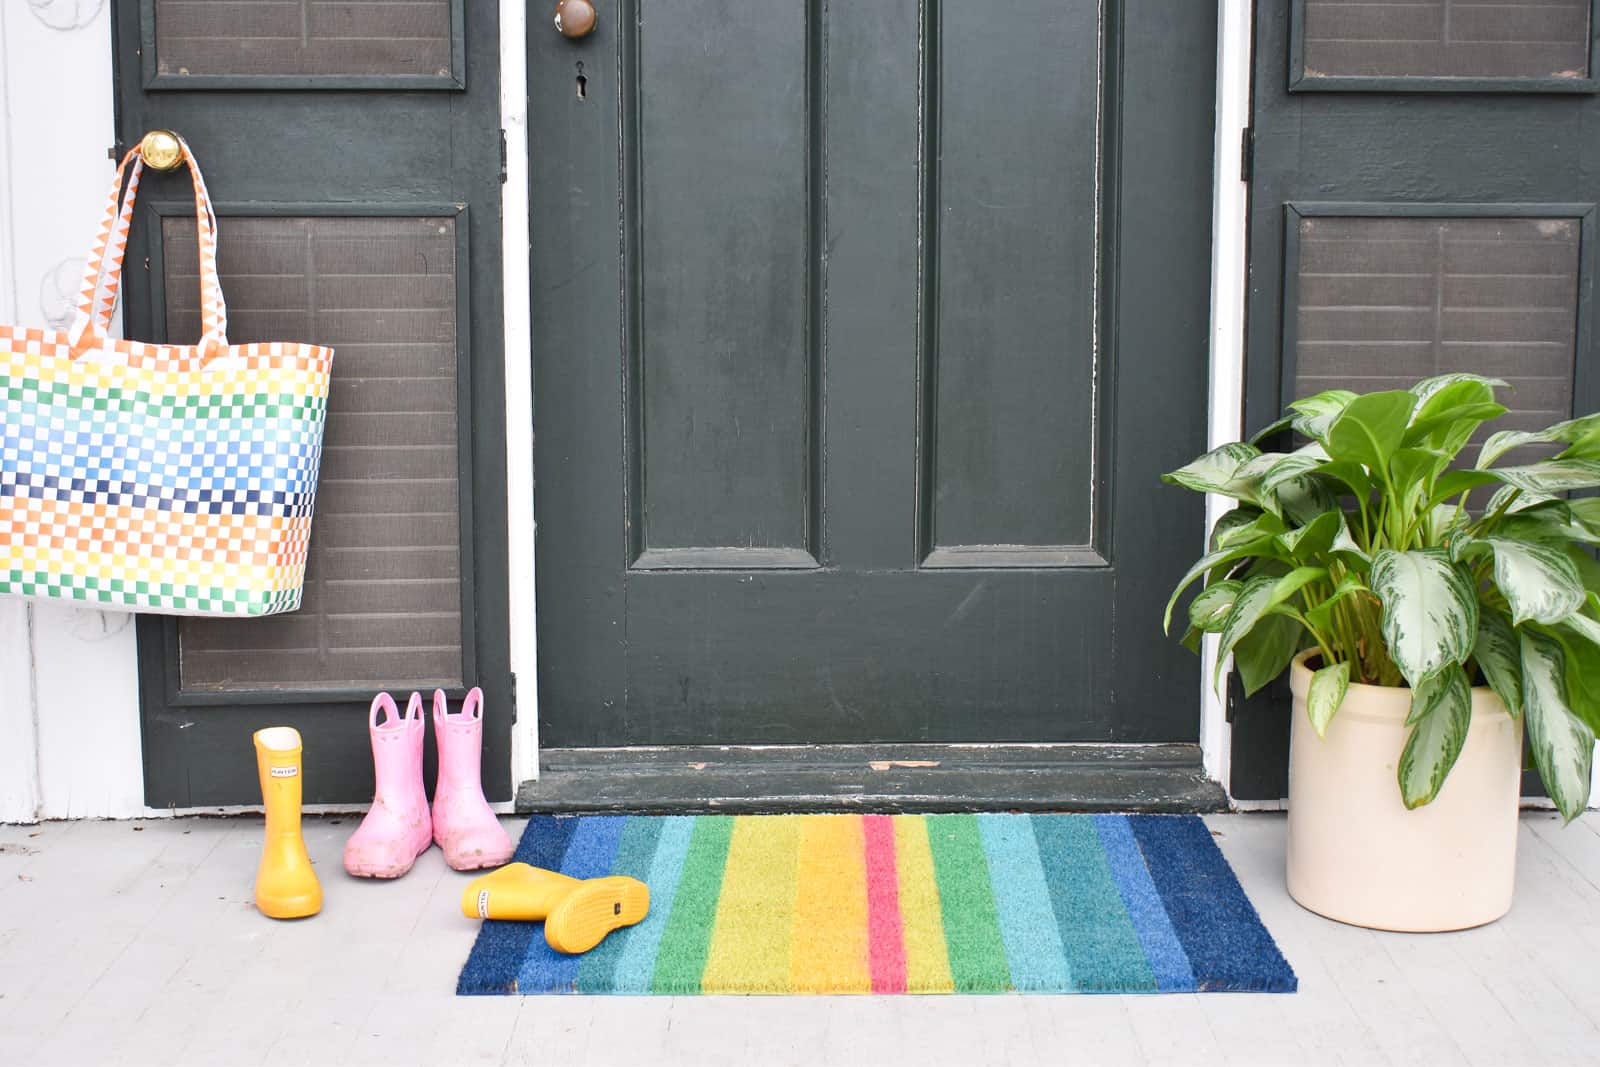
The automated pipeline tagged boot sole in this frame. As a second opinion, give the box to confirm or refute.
[344,841,432,879]
[543,876,650,955]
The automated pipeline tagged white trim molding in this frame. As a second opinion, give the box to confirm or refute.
[0,0,143,822]
[1201,0,1254,797]
[501,0,539,790]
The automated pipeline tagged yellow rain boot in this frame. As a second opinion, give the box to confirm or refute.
[253,727,322,919]
[543,875,651,955]
[461,862,582,920]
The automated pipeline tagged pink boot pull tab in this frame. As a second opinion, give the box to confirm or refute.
[342,692,433,879]
[432,687,514,871]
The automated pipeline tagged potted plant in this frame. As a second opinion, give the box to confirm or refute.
[1163,374,1600,931]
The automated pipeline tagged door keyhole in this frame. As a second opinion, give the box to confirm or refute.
[575,62,588,100]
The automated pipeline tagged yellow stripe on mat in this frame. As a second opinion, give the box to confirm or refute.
[790,815,872,993]
[894,815,956,993]
[700,815,802,993]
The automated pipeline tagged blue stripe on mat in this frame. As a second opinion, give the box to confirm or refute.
[514,815,629,993]
[1094,814,1196,992]
[1127,815,1298,993]
[456,815,579,995]
[576,816,665,991]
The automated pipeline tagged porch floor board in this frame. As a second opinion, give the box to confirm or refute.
[517,743,1229,814]
[3,812,1599,1066]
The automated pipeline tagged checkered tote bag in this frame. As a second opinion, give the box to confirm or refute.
[0,137,333,616]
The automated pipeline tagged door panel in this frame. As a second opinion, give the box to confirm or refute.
[116,0,510,805]
[928,0,1101,557]
[532,0,1216,752]
[633,5,815,561]
[1232,1,1600,797]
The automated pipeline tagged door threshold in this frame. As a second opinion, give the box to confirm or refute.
[515,743,1228,814]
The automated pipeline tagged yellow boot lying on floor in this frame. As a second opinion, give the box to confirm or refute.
[462,863,650,954]
[253,726,322,920]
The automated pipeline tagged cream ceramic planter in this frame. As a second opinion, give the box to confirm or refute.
[1286,650,1523,932]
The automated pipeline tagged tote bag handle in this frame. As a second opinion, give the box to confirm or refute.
[67,134,229,361]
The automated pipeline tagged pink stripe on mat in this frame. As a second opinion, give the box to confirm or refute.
[862,814,908,993]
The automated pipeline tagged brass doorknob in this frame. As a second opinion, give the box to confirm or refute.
[139,130,184,172]
[554,0,596,38]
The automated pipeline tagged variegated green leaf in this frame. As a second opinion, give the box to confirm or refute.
[1214,570,1323,691]
[1189,580,1243,633]
[1329,521,1370,565]
[1558,592,1600,648]
[1488,458,1600,495]
[1551,621,1600,738]
[1484,483,1554,518]
[1473,609,1522,718]
[1398,664,1472,809]
[1214,576,1280,692]
[1422,503,1470,544]
[1370,549,1478,688]
[1260,442,1330,496]
[1521,629,1595,823]
[1249,413,1295,446]
[1289,389,1358,443]
[1568,498,1600,539]
[1477,411,1600,468]
[1403,377,1506,452]
[1208,507,1275,551]
[1162,442,1263,500]
[1274,475,1340,526]
[1163,535,1281,633]
[1466,538,1584,626]
[1306,659,1350,738]
[1409,373,1507,406]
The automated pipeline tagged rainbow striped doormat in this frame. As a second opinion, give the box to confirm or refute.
[456,813,1296,995]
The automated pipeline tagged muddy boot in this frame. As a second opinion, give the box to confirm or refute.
[343,693,433,878]
[431,687,514,871]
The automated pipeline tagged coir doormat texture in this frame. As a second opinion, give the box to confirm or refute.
[456,813,1296,995]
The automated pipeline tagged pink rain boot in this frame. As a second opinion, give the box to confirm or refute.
[432,687,514,871]
[343,693,433,878]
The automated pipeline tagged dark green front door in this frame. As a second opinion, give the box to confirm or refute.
[1232,0,1600,796]
[529,1,1217,764]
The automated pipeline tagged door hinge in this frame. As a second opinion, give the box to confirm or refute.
[1239,126,1254,183]
[498,128,508,184]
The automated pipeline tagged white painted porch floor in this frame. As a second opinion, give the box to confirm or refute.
[3,812,1600,1067]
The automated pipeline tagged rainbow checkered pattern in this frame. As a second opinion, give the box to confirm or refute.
[458,813,1297,995]
[3,136,333,616]
[1,327,332,615]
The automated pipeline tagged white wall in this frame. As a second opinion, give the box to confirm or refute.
[0,0,146,822]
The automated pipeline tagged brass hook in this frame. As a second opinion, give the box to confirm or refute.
[139,130,184,172]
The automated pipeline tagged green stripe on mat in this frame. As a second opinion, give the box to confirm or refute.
[925,814,1010,993]
[650,815,734,994]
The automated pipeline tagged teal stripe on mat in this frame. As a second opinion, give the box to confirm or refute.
[976,814,1072,991]
[576,816,665,991]
[1033,815,1157,992]
[1094,814,1195,992]
[608,816,696,994]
